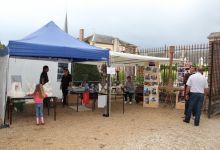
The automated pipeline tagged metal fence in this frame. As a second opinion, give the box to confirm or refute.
[137,44,209,65]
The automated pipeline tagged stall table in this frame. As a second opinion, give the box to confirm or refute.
[7,96,57,125]
[69,91,126,113]
[69,91,98,112]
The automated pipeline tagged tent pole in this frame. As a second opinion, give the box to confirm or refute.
[103,57,111,117]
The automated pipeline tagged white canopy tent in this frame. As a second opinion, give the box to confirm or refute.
[80,51,182,66]
[79,51,181,116]
[110,51,181,66]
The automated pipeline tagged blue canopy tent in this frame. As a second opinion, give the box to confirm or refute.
[8,21,109,61]
[0,21,110,126]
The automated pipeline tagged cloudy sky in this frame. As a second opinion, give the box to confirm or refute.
[0,0,219,48]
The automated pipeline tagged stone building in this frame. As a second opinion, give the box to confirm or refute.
[80,29,137,54]
[79,29,138,80]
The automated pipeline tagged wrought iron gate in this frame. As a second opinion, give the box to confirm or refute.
[208,40,220,118]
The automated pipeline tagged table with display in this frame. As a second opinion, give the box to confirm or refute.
[68,91,98,112]
[7,96,57,125]
[69,91,126,114]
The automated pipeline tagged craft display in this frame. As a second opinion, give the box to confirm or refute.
[143,62,160,108]
[26,82,36,95]
[43,82,53,97]
[175,62,191,109]
[9,82,25,98]
[26,82,53,97]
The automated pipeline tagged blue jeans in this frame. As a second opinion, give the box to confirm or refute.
[124,92,134,102]
[35,103,44,117]
[185,93,204,124]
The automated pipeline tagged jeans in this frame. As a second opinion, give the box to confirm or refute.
[35,103,44,117]
[185,93,204,125]
[184,98,195,116]
[124,92,134,102]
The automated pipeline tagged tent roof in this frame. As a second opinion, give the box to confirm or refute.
[79,51,182,66]
[110,51,181,65]
[8,21,109,61]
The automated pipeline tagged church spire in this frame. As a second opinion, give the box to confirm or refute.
[64,12,68,33]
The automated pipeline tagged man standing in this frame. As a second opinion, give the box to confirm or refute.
[40,65,49,85]
[60,68,72,106]
[183,66,196,116]
[183,68,208,126]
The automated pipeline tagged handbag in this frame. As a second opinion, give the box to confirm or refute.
[83,91,90,105]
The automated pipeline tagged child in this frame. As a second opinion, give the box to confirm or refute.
[29,84,47,125]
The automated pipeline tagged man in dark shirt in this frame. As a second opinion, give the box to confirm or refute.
[183,66,196,116]
[40,65,49,108]
[60,68,72,106]
[40,65,49,85]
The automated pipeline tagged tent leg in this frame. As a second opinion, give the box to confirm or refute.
[1,108,10,128]
[103,59,111,117]
[0,115,9,129]
[103,74,110,117]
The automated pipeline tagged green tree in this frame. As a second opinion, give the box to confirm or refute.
[135,75,144,85]
[0,43,5,49]
[119,70,125,83]
[72,63,100,83]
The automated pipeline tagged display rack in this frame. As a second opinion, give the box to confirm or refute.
[143,62,160,108]
[175,62,191,109]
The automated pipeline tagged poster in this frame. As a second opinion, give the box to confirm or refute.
[107,67,116,75]
[143,62,159,108]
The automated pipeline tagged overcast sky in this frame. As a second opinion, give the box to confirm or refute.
[0,0,219,48]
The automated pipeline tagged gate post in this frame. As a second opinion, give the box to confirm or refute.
[207,32,220,118]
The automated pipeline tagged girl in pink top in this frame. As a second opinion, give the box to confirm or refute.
[30,84,47,125]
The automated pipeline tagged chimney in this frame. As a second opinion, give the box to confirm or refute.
[79,29,84,41]
[113,38,119,51]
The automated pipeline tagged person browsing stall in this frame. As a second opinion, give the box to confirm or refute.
[183,66,196,117]
[124,76,135,104]
[29,84,47,125]
[60,68,72,106]
[183,68,208,126]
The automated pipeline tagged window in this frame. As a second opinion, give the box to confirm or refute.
[57,63,68,81]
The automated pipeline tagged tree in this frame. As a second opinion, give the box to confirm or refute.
[72,63,100,84]
[0,42,5,49]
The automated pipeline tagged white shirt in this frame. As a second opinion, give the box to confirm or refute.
[186,72,208,94]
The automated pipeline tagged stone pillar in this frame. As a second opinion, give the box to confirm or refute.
[207,32,220,117]
[207,32,220,84]
[208,32,220,42]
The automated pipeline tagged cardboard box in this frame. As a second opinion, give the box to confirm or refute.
[175,92,185,110]
[67,94,78,105]
[176,102,185,109]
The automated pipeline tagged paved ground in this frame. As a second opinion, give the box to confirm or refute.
[1,101,220,150]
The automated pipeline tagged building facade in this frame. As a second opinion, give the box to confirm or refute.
[80,29,138,80]
[81,30,137,54]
